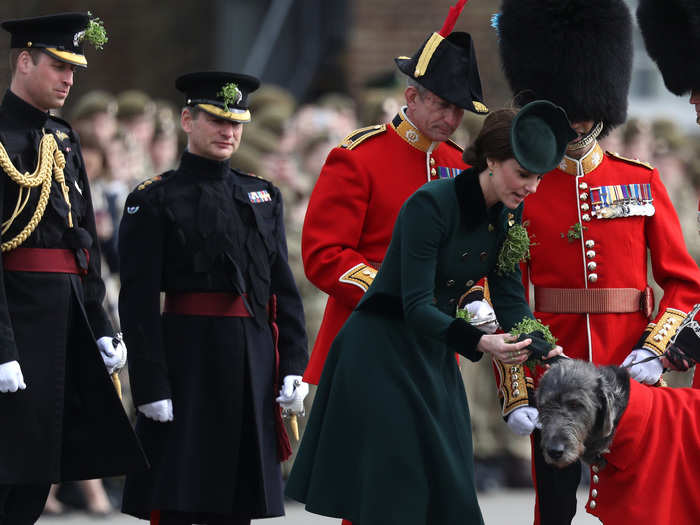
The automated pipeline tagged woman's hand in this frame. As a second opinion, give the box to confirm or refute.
[477,333,531,364]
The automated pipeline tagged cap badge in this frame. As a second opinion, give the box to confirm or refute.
[73,30,86,47]
[54,130,69,142]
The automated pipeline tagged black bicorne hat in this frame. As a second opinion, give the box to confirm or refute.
[637,0,700,96]
[176,71,261,123]
[496,0,633,137]
[511,100,577,174]
[1,12,104,68]
[394,0,488,115]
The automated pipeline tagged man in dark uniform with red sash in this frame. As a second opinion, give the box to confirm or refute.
[493,1,700,524]
[118,71,308,525]
[302,0,489,390]
[0,13,146,524]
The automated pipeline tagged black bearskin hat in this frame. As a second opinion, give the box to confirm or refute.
[637,0,700,96]
[496,0,633,136]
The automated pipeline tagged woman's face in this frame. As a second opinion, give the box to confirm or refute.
[488,158,542,208]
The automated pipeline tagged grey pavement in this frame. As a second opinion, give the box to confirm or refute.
[37,489,600,524]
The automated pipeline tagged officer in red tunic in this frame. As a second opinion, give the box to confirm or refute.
[302,0,489,387]
[493,1,700,524]
[636,0,700,239]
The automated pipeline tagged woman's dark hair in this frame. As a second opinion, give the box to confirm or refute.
[462,108,518,172]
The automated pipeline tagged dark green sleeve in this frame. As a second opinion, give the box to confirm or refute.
[399,190,483,361]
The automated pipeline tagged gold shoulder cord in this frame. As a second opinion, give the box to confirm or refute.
[0,132,73,252]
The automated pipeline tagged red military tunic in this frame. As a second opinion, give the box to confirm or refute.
[586,379,700,524]
[495,142,700,414]
[301,109,467,384]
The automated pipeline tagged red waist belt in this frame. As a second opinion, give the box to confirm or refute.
[3,247,82,274]
[163,292,252,317]
[535,286,654,319]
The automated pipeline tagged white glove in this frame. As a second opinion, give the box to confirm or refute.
[622,348,663,385]
[0,360,26,393]
[97,335,127,374]
[507,406,540,436]
[276,375,308,414]
[138,399,174,422]
[464,300,499,334]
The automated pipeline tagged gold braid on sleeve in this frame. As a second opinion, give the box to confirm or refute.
[0,132,72,252]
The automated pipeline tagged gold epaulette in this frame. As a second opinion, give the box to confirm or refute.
[339,125,386,150]
[445,138,464,152]
[136,175,163,191]
[339,263,377,292]
[606,151,654,170]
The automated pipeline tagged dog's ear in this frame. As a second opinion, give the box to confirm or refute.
[598,369,617,436]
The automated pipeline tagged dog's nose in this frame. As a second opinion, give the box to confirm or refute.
[547,446,564,460]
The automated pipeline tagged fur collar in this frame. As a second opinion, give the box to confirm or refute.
[454,166,503,231]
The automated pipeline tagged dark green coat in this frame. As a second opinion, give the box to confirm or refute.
[285,168,532,525]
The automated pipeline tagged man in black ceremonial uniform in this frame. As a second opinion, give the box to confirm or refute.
[0,12,146,525]
[119,72,309,525]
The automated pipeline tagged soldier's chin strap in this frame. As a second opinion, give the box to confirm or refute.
[567,120,603,152]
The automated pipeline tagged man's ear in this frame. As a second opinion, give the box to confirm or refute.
[180,108,193,133]
[16,50,34,75]
[405,85,418,108]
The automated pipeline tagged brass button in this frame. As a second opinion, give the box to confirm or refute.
[465,279,474,287]
[461,251,470,261]
[585,240,595,248]
[588,273,598,283]
[513,389,521,396]
[579,182,588,190]
[430,157,435,166]
[582,214,591,222]
[587,262,597,271]
[579,192,588,201]
[654,334,663,342]
[512,374,519,380]
[510,367,519,373]
[447,279,455,287]
[480,251,488,262]
[591,489,598,498]
[581,203,590,211]
[431,168,437,176]
[512,381,520,389]
[589,501,597,510]
[592,474,599,483]
[592,465,599,473]
[586,250,596,259]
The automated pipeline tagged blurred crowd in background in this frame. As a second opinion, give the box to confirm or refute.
[45,81,700,515]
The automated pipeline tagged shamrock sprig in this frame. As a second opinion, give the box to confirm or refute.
[217,82,242,112]
[509,317,557,372]
[84,13,108,50]
[561,222,588,242]
[496,222,531,275]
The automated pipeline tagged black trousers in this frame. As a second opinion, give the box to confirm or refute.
[0,484,50,525]
[532,429,580,525]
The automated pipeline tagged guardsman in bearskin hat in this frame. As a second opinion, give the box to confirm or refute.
[0,12,147,523]
[493,1,700,523]
[118,71,308,524]
[636,0,700,238]
[301,0,487,385]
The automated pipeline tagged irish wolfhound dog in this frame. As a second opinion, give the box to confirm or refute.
[535,359,629,468]
[535,358,700,523]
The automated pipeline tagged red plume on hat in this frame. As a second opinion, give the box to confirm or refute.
[439,0,468,37]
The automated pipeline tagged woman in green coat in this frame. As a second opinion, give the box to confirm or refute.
[286,101,576,525]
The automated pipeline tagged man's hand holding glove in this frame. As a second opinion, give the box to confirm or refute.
[276,375,308,414]
[622,348,663,385]
[138,399,174,422]
[507,406,541,435]
[0,360,26,393]
[97,334,127,374]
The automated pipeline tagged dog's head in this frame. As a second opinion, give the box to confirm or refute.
[536,359,627,467]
